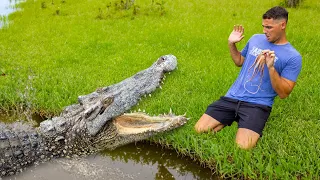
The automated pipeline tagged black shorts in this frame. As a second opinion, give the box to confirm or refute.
[205,96,272,136]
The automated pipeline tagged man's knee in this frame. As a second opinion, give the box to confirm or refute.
[236,138,256,150]
[194,122,202,133]
[194,114,222,133]
[194,118,207,133]
[194,124,204,133]
[235,128,260,150]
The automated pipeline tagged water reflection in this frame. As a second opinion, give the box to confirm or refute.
[103,142,219,180]
[0,0,25,28]
[155,164,175,180]
[3,141,219,180]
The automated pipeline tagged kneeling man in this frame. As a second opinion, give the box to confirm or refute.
[195,6,302,149]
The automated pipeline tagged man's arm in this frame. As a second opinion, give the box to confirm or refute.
[228,43,245,67]
[268,67,296,99]
[265,51,296,99]
[228,25,245,67]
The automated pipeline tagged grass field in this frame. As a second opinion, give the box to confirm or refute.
[1,0,320,178]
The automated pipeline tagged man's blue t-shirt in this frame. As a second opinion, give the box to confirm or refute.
[225,34,302,107]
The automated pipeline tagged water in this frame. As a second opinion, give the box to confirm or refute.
[3,143,219,180]
[0,0,25,28]
[0,113,219,180]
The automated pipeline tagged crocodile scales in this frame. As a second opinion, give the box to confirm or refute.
[0,55,187,177]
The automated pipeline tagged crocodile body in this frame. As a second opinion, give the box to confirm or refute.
[0,55,187,177]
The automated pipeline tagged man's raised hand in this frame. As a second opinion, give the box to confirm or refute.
[228,25,244,44]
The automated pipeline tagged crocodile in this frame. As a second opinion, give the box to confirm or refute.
[0,55,188,177]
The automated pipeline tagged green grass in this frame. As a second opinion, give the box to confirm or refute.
[1,0,320,178]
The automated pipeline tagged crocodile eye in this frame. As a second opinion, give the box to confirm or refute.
[157,57,165,65]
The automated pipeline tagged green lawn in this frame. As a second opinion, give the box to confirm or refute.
[1,0,320,178]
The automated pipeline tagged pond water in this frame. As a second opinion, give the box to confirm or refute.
[0,0,25,28]
[0,112,219,180]
[2,142,219,180]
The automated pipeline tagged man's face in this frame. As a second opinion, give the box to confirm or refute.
[262,18,286,43]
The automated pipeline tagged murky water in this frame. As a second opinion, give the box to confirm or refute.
[0,113,219,180]
[0,0,25,28]
[2,143,219,180]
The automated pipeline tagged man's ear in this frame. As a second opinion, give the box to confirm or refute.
[281,20,287,30]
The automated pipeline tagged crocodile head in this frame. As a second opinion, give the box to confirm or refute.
[39,55,187,152]
[78,54,179,136]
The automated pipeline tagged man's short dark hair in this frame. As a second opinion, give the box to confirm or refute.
[263,6,288,22]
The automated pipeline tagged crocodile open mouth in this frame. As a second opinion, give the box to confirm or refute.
[113,112,186,135]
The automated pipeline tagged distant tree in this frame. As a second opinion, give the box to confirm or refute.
[284,0,303,8]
